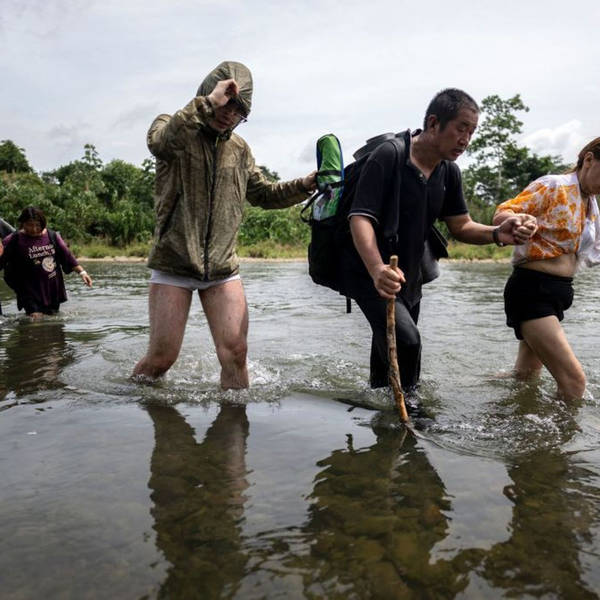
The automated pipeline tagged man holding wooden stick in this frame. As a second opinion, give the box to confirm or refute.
[346,89,536,401]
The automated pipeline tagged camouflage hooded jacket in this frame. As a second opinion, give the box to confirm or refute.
[146,61,308,280]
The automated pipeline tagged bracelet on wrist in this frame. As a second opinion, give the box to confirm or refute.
[79,270,87,276]
[492,227,505,247]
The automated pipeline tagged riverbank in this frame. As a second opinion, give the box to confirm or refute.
[76,240,513,262]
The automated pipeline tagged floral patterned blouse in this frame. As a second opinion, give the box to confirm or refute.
[495,172,599,266]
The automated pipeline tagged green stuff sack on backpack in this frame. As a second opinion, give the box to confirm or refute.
[300,134,346,292]
[311,134,344,220]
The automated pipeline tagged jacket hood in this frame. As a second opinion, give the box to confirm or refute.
[197,61,253,117]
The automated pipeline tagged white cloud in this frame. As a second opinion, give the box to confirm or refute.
[521,120,586,163]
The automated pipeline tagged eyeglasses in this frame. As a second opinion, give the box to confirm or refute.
[223,100,248,123]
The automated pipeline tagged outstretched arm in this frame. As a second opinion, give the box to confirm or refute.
[74,266,93,287]
[445,213,537,246]
[245,151,316,209]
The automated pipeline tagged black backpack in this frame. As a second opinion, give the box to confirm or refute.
[0,218,15,239]
[301,133,402,295]
[301,131,448,305]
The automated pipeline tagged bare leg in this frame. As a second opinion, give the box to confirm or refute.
[200,279,249,390]
[132,283,193,378]
[519,316,586,400]
[514,340,543,380]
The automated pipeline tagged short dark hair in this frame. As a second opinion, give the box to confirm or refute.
[18,206,46,229]
[423,88,479,131]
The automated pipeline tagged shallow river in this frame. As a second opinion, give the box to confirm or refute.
[1,260,600,599]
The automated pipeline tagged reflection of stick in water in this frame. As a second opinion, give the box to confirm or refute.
[387,255,409,423]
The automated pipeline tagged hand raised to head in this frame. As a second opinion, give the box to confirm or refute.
[207,79,240,109]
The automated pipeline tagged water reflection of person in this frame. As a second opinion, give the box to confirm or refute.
[295,425,480,598]
[0,319,71,400]
[479,394,598,597]
[145,403,249,598]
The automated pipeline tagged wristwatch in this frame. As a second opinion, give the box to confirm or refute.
[492,227,505,247]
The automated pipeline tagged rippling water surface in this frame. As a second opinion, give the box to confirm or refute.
[1,260,600,599]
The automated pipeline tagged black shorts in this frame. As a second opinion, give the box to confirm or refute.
[504,267,574,340]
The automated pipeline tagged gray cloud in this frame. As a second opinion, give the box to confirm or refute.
[1,0,599,179]
[112,103,160,130]
[0,0,94,38]
[46,123,90,146]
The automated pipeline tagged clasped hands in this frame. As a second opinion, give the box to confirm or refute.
[497,213,537,245]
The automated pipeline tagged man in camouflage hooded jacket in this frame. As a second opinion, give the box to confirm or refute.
[133,61,315,388]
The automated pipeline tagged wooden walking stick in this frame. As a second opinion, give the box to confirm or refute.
[387,255,409,423]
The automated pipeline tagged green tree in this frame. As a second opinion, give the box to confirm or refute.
[49,144,105,195]
[462,94,567,224]
[100,159,140,206]
[0,140,33,173]
[465,94,529,209]
[0,171,46,224]
[239,204,309,247]
[132,157,156,208]
[259,165,279,182]
[82,143,103,171]
[501,145,569,193]
[239,166,310,249]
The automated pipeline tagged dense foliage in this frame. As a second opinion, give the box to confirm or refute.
[0,141,309,251]
[0,142,156,245]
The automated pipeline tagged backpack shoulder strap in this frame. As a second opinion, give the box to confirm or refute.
[47,229,58,248]
[380,132,408,241]
[3,230,19,258]
[391,132,406,183]
[47,229,72,271]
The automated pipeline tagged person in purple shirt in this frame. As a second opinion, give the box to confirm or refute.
[0,206,93,319]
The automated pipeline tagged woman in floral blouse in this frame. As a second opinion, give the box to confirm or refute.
[493,138,600,399]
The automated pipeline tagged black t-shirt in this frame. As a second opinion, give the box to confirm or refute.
[343,130,468,306]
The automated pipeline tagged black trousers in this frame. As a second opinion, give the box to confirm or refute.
[355,296,421,391]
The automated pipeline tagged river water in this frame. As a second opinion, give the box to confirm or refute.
[1,260,600,599]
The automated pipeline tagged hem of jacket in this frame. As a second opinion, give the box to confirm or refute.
[146,260,240,281]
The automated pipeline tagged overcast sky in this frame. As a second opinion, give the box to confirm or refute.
[1,0,599,180]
